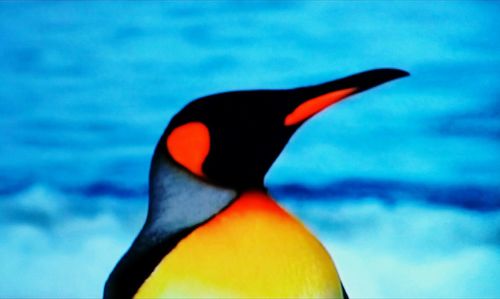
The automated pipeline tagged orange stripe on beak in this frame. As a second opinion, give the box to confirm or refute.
[284,87,357,126]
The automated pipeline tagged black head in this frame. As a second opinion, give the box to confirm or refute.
[156,68,409,190]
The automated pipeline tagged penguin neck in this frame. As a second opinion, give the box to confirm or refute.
[104,150,238,299]
[141,149,238,243]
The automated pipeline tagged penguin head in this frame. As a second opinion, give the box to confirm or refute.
[158,68,409,190]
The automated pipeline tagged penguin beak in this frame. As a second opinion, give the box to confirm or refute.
[284,68,409,126]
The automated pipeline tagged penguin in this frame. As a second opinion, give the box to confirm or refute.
[104,68,409,299]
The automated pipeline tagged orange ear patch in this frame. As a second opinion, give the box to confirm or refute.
[284,87,357,126]
[166,122,210,177]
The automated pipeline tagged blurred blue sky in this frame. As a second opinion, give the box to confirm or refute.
[1,1,499,192]
[0,1,499,298]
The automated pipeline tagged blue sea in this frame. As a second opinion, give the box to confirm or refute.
[1,1,499,298]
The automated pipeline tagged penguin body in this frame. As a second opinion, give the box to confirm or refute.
[136,190,342,298]
[104,69,408,298]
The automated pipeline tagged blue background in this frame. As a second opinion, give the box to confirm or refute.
[1,1,499,298]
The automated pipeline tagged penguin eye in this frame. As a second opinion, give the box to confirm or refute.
[166,121,210,177]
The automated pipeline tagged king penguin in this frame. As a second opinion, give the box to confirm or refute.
[104,68,408,299]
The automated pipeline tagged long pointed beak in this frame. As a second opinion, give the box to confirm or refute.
[284,68,409,126]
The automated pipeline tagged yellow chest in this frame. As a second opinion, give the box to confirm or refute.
[135,191,343,298]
